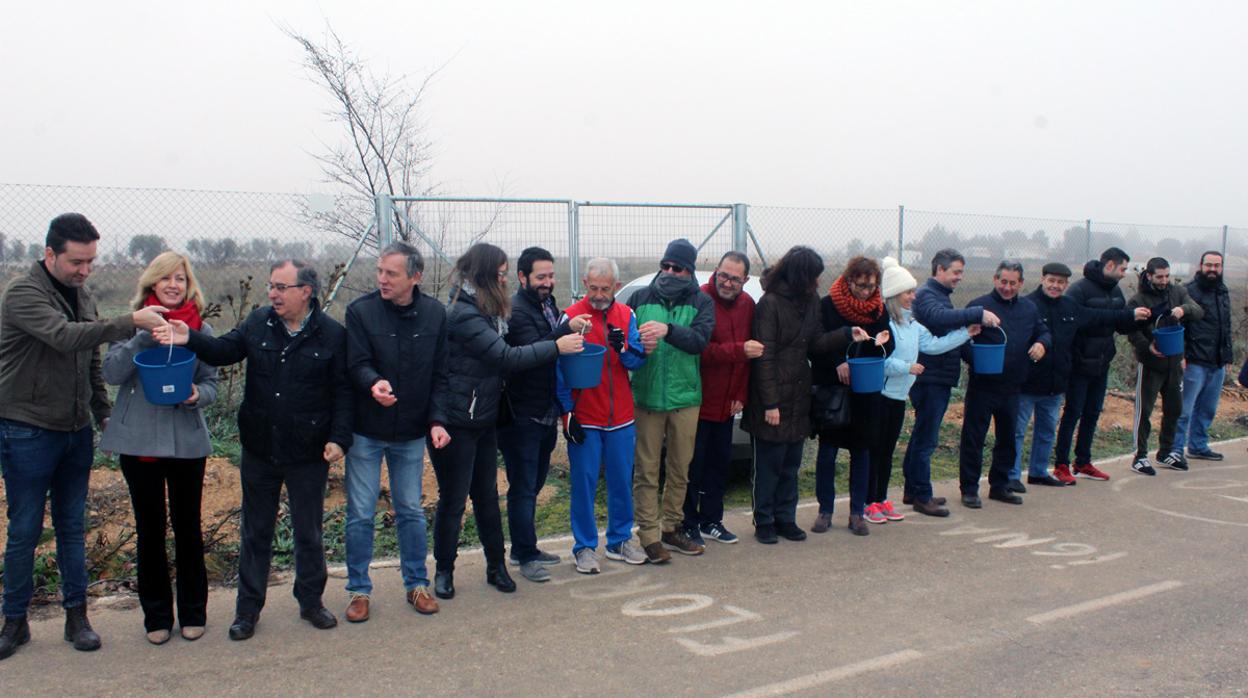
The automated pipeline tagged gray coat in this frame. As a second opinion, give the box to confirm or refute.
[98,325,219,459]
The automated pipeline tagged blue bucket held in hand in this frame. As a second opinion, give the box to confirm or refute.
[560,343,606,390]
[846,341,888,394]
[970,325,1007,375]
[133,345,197,405]
[1153,316,1185,357]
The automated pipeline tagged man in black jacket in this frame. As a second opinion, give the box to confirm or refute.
[1175,251,1233,462]
[341,242,449,622]
[1052,247,1137,484]
[160,260,353,641]
[1011,263,1147,490]
[499,247,587,583]
[958,261,1050,508]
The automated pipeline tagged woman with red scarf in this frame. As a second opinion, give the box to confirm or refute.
[99,251,217,645]
[810,257,893,536]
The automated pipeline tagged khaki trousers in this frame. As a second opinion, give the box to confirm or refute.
[633,405,700,546]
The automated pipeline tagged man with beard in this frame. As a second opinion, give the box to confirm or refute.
[1052,247,1139,484]
[1174,251,1232,464]
[499,247,590,583]
[681,251,762,546]
[629,239,715,563]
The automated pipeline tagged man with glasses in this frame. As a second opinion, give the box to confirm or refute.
[629,239,715,563]
[681,251,761,546]
[156,260,353,641]
[1175,251,1232,464]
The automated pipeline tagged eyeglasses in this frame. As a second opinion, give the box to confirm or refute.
[497,271,509,279]
[851,282,878,293]
[268,282,307,292]
[716,271,745,286]
[660,262,686,273]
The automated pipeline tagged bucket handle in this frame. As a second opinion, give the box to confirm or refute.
[846,339,890,362]
[1154,313,1181,330]
[973,324,1008,346]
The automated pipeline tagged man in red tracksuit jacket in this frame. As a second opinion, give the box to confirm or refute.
[681,252,762,545]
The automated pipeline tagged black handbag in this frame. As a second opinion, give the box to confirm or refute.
[810,383,851,430]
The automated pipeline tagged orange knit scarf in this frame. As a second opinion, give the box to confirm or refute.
[828,276,883,325]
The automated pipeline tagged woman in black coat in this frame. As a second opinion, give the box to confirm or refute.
[429,244,583,599]
[810,256,893,536]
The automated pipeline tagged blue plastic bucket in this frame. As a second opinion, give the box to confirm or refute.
[1154,319,1184,357]
[560,343,606,389]
[133,346,197,405]
[971,326,1007,375]
[847,342,888,394]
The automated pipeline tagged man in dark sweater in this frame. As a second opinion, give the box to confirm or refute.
[1175,251,1233,462]
[958,261,1051,508]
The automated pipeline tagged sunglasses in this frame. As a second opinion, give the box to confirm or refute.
[660,262,686,273]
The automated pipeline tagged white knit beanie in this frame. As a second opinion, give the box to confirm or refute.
[880,256,917,299]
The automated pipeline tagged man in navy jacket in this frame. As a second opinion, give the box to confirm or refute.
[958,261,1050,508]
[902,249,1000,515]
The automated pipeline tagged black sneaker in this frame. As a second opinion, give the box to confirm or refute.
[700,521,739,544]
[1131,457,1157,476]
[1159,452,1189,471]
[1187,448,1223,461]
[775,522,807,541]
[1006,479,1027,493]
[754,524,778,545]
[683,525,706,548]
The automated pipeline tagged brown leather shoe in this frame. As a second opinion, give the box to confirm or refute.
[903,494,947,506]
[913,499,950,517]
[643,542,671,564]
[407,587,439,615]
[811,512,832,533]
[848,515,870,536]
[345,594,370,623]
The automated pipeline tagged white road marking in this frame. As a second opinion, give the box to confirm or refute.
[666,605,760,634]
[722,649,924,697]
[622,593,714,617]
[1026,580,1184,625]
[677,630,800,658]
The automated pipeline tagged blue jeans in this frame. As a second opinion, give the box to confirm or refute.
[567,426,635,553]
[815,439,871,516]
[1011,393,1063,480]
[1175,363,1225,454]
[1,419,93,617]
[345,434,428,594]
[1055,371,1108,467]
[901,383,952,503]
[498,420,557,563]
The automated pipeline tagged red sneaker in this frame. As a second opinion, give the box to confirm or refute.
[881,500,905,521]
[863,503,888,524]
[1053,463,1077,486]
[1073,463,1110,481]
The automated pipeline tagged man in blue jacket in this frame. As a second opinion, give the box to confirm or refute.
[958,261,1051,508]
[902,249,1000,515]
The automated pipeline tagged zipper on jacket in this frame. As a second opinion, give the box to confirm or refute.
[468,389,477,420]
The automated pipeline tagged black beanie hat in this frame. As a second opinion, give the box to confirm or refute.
[662,238,697,272]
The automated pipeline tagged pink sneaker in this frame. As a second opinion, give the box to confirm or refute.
[881,500,905,521]
[863,503,887,524]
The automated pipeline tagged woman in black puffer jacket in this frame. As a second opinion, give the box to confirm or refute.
[429,243,583,599]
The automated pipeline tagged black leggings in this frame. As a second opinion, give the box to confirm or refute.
[868,397,908,505]
[429,425,506,570]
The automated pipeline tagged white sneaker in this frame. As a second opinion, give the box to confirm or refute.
[574,548,600,574]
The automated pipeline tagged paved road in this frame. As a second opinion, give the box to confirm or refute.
[5,441,1248,697]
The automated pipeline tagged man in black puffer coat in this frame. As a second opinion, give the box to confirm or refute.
[1175,251,1233,462]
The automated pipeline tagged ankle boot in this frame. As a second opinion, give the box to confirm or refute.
[64,605,101,652]
[485,562,516,593]
[1,615,31,660]
[434,570,455,600]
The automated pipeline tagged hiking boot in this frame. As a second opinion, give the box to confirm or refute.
[1160,452,1189,471]
[64,604,101,651]
[519,560,552,582]
[1053,463,1078,486]
[1027,474,1066,487]
[643,542,672,564]
[988,488,1023,505]
[661,529,705,556]
[509,549,562,567]
[1007,479,1027,493]
[863,503,887,524]
[700,522,739,544]
[1074,463,1110,481]
[775,522,807,541]
[810,512,833,533]
[605,541,647,565]
[574,548,601,574]
[407,586,439,615]
[1187,448,1223,461]
[848,515,870,536]
[0,615,31,660]
[683,525,706,548]
[880,501,905,521]
[913,499,950,517]
[754,524,778,544]
[345,593,370,623]
[1131,457,1157,476]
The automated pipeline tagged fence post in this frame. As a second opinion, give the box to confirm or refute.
[375,194,394,248]
[1222,224,1229,257]
[568,201,581,299]
[732,203,749,253]
[1085,219,1092,261]
[898,205,905,259]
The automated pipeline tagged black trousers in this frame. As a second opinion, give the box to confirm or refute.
[236,450,329,616]
[869,397,908,504]
[119,455,208,632]
[1134,360,1184,459]
[751,437,804,527]
[683,417,736,529]
[958,388,1019,494]
[429,425,506,570]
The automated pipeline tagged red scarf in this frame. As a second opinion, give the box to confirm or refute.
[145,292,203,330]
[828,276,883,325]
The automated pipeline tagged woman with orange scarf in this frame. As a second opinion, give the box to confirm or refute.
[810,257,892,536]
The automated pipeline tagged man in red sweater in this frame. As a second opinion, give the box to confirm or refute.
[682,251,762,545]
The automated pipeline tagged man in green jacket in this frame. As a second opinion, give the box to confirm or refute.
[628,239,715,563]
[0,214,168,660]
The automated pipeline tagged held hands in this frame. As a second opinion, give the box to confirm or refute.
[152,320,190,346]
[607,324,626,353]
[132,305,170,331]
[183,384,200,406]
[836,362,851,385]
[371,379,397,407]
[1133,307,1152,321]
[1171,307,1185,320]
[429,425,451,449]
[730,400,744,416]
[1028,343,1046,362]
[323,442,344,464]
[555,333,585,355]
[743,339,764,359]
[567,314,592,334]
[873,330,890,346]
[967,324,982,337]
[764,408,780,426]
[850,327,870,342]
[909,363,924,376]
[981,310,1001,328]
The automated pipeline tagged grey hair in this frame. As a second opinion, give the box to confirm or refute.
[271,259,321,297]
[584,257,619,282]
[995,260,1025,280]
[380,241,425,277]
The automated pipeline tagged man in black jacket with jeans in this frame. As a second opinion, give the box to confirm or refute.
[1176,251,1233,462]
[958,261,1050,508]
[160,260,353,641]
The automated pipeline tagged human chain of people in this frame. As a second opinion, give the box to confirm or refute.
[0,212,1236,661]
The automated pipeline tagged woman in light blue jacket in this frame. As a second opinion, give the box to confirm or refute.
[875,258,978,518]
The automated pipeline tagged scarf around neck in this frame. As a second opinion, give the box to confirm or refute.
[829,276,883,325]
[146,291,203,331]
